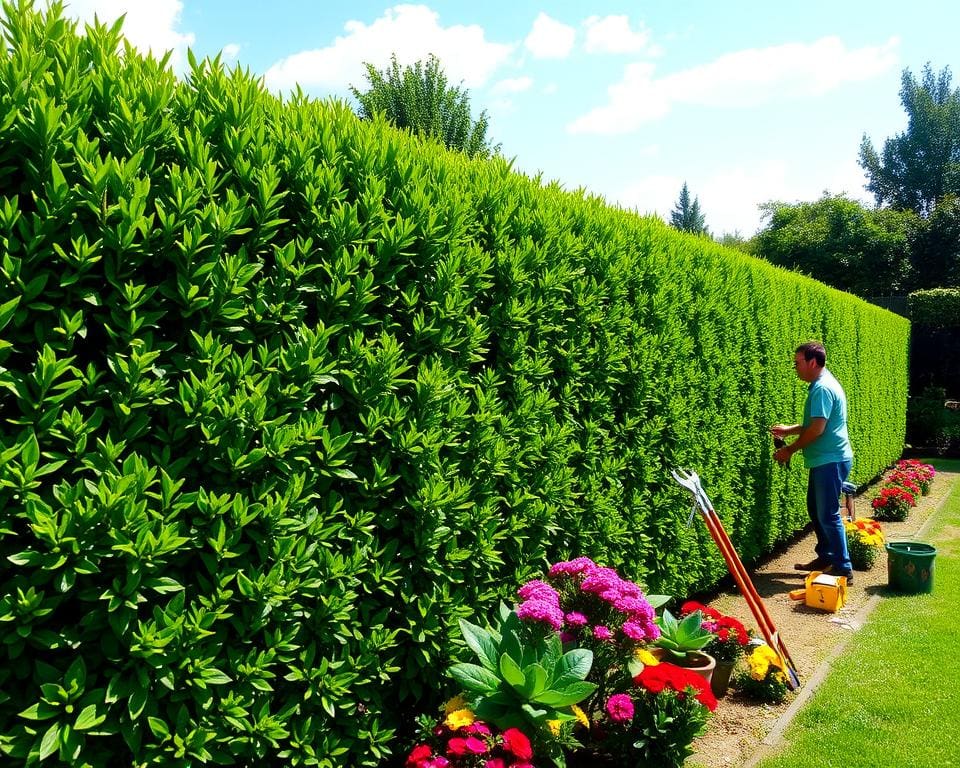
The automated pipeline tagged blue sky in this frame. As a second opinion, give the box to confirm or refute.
[52,1,960,236]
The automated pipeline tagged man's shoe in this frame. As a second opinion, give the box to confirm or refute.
[822,565,854,584]
[793,557,829,572]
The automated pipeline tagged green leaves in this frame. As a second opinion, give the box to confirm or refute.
[449,609,595,733]
[654,609,715,661]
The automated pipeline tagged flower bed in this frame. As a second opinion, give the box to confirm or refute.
[871,460,936,521]
[405,558,732,768]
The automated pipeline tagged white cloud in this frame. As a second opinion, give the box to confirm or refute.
[492,76,534,95]
[221,43,241,62]
[569,35,900,135]
[524,12,576,59]
[617,157,874,238]
[264,4,513,95]
[55,0,194,71]
[583,15,651,55]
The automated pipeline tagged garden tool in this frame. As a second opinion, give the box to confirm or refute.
[671,468,801,690]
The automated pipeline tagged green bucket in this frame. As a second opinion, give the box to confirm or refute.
[886,541,936,594]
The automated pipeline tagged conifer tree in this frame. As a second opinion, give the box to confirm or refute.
[670,182,709,235]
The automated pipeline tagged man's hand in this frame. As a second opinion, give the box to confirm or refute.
[770,424,791,439]
[774,445,792,464]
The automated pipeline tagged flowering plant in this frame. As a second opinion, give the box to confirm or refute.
[585,652,716,768]
[736,644,789,704]
[870,485,914,521]
[678,601,750,663]
[422,558,715,768]
[895,459,936,494]
[516,558,663,706]
[844,518,884,570]
[448,604,595,764]
[406,702,537,768]
[885,471,922,499]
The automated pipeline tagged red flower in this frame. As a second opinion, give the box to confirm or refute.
[633,662,718,711]
[501,727,533,760]
[484,759,506,768]
[406,744,433,767]
[680,600,720,620]
[716,615,749,645]
[447,736,488,756]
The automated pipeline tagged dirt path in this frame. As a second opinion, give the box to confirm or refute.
[687,464,958,768]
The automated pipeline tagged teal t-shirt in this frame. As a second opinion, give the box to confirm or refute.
[802,368,854,469]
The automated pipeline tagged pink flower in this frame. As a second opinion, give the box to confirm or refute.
[464,722,491,736]
[447,736,488,756]
[592,625,612,640]
[516,599,564,630]
[518,580,559,603]
[621,620,653,641]
[548,557,596,576]
[580,566,621,595]
[484,759,506,768]
[564,611,588,626]
[605,693,635,722]
[501,728,533,760]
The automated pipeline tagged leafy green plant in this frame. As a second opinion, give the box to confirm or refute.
[653,609,716,664]
[450,605,596,734]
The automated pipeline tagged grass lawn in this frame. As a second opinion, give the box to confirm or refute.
[755,458,960,768]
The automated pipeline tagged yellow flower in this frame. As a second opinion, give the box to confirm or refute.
[634,648,660,667]
[571,704,590,728]
[444,708,475,729]
[547,719,561,736]
[748,645,782,680]
[443,695,468,715]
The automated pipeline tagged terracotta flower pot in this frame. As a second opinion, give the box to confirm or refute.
[650,647,716,684]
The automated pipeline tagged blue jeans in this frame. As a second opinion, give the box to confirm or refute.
[806,460,853,574]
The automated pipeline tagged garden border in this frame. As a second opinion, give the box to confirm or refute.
[743,478,954,767]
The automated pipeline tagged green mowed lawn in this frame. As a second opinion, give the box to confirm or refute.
[756,459,960,768]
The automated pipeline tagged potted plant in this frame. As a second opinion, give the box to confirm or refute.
[678,601,750,696]
[651,608,717,681]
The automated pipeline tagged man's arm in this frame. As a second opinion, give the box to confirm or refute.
[770,423,802,438]
[774,418,826,463]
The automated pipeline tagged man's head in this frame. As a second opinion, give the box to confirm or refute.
[794,341,826,382]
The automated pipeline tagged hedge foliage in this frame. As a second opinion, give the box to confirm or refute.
[909,287,960,326]
[0,5,910,766]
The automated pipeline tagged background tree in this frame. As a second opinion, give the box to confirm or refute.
[859,64,960,216]
[912,195,960,288]
[670,182,709,235]
[754,195,919,296]
[350,53,498,158]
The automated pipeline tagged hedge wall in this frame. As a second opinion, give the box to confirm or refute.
[0,6,909,766]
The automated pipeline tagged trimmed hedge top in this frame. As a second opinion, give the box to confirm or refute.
[909,287,960,326]
[0,5,909,766]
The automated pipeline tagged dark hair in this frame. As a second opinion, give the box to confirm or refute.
[796,341,826,367]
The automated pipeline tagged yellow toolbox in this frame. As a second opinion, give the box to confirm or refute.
[802,570,847,612]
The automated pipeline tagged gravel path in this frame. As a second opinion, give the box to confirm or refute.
[687,464,957,768]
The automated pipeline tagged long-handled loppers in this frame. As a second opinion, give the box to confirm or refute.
[672,468,801,690]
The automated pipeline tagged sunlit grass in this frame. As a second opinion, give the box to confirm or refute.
[756,458,960,768]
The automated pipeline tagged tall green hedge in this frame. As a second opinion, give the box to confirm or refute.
[0,5,909,766]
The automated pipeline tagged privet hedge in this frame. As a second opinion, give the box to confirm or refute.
[0,5,909,766]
